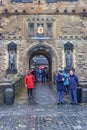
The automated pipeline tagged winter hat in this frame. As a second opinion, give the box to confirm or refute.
[27,70,31,74]
[58,70,63,73]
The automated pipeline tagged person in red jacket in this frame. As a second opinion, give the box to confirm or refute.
[24,70,35,99]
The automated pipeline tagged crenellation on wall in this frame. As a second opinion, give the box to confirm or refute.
[0,0,87,16]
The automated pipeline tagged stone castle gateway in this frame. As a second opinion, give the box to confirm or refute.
[0,0,87,82]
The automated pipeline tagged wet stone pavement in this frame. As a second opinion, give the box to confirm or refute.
[0,82,87,130]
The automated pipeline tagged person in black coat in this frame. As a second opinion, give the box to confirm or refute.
[56,70,65,104]
[68,69,79,104]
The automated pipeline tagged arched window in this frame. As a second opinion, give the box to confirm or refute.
[29,23,34,36]
[47,23,53,36]
[64,42,74,71]
[6,42,17,74]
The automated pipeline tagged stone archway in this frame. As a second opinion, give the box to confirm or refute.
[24,44,57,81]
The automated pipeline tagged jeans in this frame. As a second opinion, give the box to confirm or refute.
[69,89,77,104]
[57,91,64,103]
[42,76,45,82]
[64,85,69,94]
[27,88,33,98]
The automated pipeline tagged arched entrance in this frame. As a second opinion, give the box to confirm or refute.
[24,44,57,81]
[29,52,52,81]
[29,55,49,70]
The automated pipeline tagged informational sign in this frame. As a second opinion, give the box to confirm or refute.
[11,0,33,3]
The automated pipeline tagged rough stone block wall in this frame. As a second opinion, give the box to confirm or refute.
[0,1,87,81]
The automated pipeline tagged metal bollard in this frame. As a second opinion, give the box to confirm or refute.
[4,88,14,105]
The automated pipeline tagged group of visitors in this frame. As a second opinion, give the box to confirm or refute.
[24,68,79,105]
[41,68,49,82]
[56,69,79,105]
[31,68,49,82]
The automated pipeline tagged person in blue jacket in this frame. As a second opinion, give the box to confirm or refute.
[56,70,65,104]
[68,69,79,104]
[41,69,46,82]
[62,70,69,94]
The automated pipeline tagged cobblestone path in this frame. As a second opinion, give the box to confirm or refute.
[0,82,87,130]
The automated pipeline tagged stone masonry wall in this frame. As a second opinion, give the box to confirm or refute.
[0,0,87,81]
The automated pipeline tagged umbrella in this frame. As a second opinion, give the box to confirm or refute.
[39,65,45,69]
